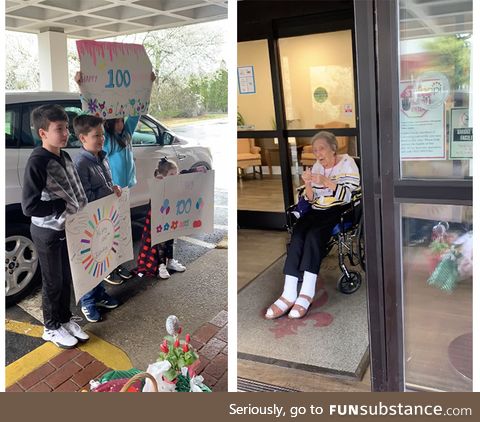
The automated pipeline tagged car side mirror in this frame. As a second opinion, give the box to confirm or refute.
[162,131,175,146]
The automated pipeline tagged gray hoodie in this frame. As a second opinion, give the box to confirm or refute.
[74,148,115,203]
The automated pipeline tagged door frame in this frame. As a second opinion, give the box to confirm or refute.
[238,8,359,229]
[354,0,473,391]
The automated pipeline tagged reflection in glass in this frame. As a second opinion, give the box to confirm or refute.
[402,203,472,391]
[278,30,356,129]
[399,0,473,179]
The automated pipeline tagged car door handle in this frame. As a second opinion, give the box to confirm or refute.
[178,154,186,160]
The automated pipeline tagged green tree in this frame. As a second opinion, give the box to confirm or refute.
[424,34,471,90]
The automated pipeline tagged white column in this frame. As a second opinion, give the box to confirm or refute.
[38,29,69,91]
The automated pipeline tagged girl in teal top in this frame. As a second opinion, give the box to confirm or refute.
[103,116,140,188]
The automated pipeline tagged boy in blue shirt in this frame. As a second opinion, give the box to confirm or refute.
[73,114,122,322]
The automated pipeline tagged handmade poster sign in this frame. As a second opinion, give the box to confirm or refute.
[76,40,153,119]
[150,171,215,245]
[66,189,133,302]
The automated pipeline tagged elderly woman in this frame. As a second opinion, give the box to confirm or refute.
[266,131,360,319]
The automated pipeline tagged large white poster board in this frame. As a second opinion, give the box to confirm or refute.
[76,40,153,119]
[150,171,215,245]
[400,80,446,160]
[66,190,133,302]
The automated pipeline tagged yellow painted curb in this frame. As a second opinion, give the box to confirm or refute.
[6,319,44,338]
[6,320,133,388]
[6,343,62,387]
[78,333,132,372]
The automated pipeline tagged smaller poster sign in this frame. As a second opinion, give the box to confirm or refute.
[150,171,215,245]
[76,40,153,119]
[238,66,256,94]
[449,108,472,159]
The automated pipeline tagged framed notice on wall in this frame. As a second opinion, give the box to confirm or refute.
[238,66,256,94]
[449,108,472,159]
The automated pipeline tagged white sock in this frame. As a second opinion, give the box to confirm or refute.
[298,271,317,299]
[265,275,298,317]
[289,271,317,318]
[282,274,299,302]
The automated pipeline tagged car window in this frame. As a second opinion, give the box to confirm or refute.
[132,117,159,146]
[20,101,83,148]
[64,107,84,148]
[5,107,19,148]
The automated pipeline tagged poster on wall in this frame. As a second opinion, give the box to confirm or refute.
[65,190,133,302]
[449,108,472,159]
[237,66,256,94]
[76,40,153,119]
[309,66,355,125]
[399,80,446,160]
[150,171,215,245]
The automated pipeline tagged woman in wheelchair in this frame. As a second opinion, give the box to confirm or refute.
[265,131,360,320]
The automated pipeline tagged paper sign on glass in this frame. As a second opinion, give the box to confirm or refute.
[76,40,153,119]
[150,171,215,245]
[66,189,133,302]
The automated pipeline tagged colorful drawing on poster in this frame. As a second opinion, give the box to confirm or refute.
[76,40,153,119]
[150,171,214,245]
[80,204,121,278]
[66,189,133,302]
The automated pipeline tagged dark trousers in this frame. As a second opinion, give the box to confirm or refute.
[30,224,72,330]
[284,207,346,278]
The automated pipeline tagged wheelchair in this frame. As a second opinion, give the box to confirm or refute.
[285,188,365,294]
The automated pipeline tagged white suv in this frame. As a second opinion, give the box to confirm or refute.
[5,91,213,305]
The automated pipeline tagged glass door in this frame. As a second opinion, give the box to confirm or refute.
[237,21,359,230]
[354,0,473,391]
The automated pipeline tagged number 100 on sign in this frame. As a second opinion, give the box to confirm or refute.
[105,69,131,88]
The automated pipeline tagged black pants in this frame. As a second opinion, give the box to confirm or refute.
[30,224,72,330]
[284,207,346,278]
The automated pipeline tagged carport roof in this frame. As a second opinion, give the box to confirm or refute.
[6,0,228,39]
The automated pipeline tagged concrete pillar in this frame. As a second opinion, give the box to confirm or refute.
[38,29,69,91]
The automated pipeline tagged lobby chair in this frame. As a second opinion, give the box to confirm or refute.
[237,138,263,179]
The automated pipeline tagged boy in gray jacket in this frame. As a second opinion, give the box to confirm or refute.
[22,105,89,348]
[73,114,122,322]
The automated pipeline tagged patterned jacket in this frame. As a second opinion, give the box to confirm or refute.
[21,147,87,231]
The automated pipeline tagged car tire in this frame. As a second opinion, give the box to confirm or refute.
[5,223,41,307]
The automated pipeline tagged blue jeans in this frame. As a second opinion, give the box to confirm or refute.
[80,283,106,307]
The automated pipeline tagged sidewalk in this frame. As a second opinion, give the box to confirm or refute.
[6,308,228,392]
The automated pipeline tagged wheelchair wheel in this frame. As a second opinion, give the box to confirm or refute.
[337,271,362,294]
[350,221,365,271]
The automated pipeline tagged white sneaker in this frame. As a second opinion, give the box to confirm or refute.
[42,326,78,349]
[167,259,186,272]
[62,318,89,342]
[158,263,171,279]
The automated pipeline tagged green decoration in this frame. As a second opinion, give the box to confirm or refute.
[427,248,460,292]
[99,368,142,384]
[313,87,328,103]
